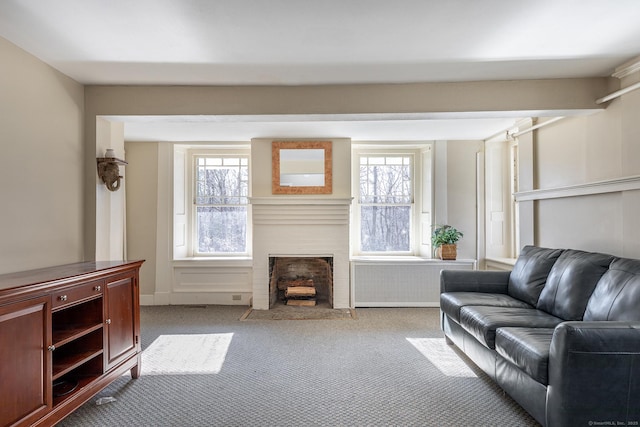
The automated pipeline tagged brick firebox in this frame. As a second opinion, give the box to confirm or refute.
[269,256,333,308]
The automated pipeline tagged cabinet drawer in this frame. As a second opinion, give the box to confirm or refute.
[52,280,104,309]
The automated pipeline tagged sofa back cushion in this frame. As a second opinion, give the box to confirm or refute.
[508,246,564,306]
[536,249,614,320]
[584,258,640,321]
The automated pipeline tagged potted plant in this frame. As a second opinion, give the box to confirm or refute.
[432,225,463,260]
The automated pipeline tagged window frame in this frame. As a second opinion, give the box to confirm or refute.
[187,148,251,258]
[352,144,432,257]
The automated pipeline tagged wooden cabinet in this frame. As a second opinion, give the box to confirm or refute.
[0,261,143,427]
[104,272,140,373]
[0,296,51,427]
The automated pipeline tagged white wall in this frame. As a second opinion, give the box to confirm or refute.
[95,119,126,261]
[0,37,84,274]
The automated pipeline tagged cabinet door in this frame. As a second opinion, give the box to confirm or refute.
[104,272,140,372]
[0,295,51,427]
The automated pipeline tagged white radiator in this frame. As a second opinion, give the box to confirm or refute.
[351,259,476,307]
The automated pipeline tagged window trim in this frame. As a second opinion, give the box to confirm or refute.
[352,144,432,257]
[187,148,252,258]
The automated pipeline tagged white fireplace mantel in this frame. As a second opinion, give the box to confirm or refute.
[249,197,353,205]
[251,196,352,310]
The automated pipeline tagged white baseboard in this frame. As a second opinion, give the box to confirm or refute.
[171,292,252,305]
[354,302,440,308]
[140,294,156,306]
[141,291,252,306]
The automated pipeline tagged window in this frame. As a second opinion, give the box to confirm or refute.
[353,145,432,257]
[353,152,417,254]
[193,155,249,255]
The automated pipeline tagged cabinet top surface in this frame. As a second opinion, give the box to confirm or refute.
[0,260,144,292]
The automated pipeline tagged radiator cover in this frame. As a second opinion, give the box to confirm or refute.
[351,259,476,307]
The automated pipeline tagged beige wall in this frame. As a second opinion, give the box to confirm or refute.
[2,30,636,285]
[445,140,483,260]
[84,78,610,262]
[124,142,159,296]
[0,37,84,274]
[251,138,351,198]
[4,30,638,293]
[535,193,624,254]
[84,79,609,117]
[531,84,640,258]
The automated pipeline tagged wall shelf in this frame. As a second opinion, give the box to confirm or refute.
[96,156,128,166]
[96,157,128,191]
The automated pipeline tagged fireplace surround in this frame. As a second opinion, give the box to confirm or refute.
[250,197,352,310]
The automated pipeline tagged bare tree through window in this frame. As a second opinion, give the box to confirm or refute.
[195,156,249,254]
[359,155,412,252]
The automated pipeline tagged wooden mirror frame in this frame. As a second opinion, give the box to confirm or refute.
[272,141,332,194]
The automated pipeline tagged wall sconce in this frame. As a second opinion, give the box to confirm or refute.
[96,149,128,192]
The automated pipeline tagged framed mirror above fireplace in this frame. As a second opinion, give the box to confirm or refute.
[272,141,332,194]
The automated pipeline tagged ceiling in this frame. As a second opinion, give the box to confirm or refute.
[2,0,640,141]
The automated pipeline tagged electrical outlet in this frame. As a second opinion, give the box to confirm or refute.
[232,295,241,301]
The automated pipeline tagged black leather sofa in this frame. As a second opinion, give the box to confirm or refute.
[440,246,640,427]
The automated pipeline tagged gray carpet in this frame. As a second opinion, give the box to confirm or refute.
[58,306,539,426]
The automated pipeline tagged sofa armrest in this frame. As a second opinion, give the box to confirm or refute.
[547,321,640,427]
[439,270,510,294]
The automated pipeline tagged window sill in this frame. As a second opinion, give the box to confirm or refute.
[351,256,477,264]
[485,257,517,265]
[485,257,517,271]
[173,257,253,268]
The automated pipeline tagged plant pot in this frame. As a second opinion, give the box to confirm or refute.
[439,244,457,260]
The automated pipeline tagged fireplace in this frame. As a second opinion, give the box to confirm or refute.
[269,256,333,308]
[250,197,352,310]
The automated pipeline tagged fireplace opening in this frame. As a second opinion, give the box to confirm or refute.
[268,257,333,308]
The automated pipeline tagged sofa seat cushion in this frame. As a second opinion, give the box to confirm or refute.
[441,292,533,323]
[460,306,563,349]
[495,327,555,385]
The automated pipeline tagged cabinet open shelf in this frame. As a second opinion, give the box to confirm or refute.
[53,348,104,380]
[53,374,101,407]
[52,296,102,326]
[53,323,103,347]
[52,294,105,383]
